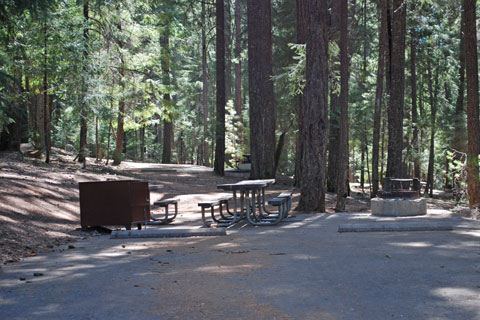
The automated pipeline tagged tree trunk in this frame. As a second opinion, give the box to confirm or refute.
[106,121,111,165]
[225,0,233,101]
[43,11,50,163]
[380,110,386,181]
[274,132,286,172]
[453,9,466,153]
[140,124,145,161]
[410,6,420,179]
[360,0,367,192]
[234,0,243,152]
[214,0,226,176]
[113,19,125,166]
[463,0,480,209]
[335,0,349,211]
[294,0,307,187]
[112,90,125,165]
[386,0,406,178]
[425,56,436,197]
[372,0,387,198]
[327,0,340,193]
[201,1,210,167]
[297,0,328,212]
[327,93,339,193]
[162,119,173,163]
[95,116,98,161]
[361,137,365,192]
[161,26,173,164]
[247,0,276,179]
[78,1,89,164]
[444,155,450,190]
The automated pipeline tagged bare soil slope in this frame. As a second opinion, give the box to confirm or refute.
[0,148,469,266]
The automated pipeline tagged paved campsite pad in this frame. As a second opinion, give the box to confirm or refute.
[1,212,479,320]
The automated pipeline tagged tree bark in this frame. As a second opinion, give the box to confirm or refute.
[372,0,387,198]
[294,0,307,187]
[453,9,466,153]
[214,0,226,176]
[327,92,339,193]
[224,0,233,101]
[335,0,349,211]
[410,5,420,179]
[297,0,328,212]
[201,1,210,167]
[140,124,145,161]
[43,10,50,163]
[463,0,480,209]
[95,117,98,161]
[234,0,243,151]
[425,56,437,197]
[327,1,340,193]
[78,1,89,164]
[113,18,125,166]
[360,0,367,192]
[247,0,276,179]
[161,26,173,164]
[113,95,125,165]
[386,0,406,178]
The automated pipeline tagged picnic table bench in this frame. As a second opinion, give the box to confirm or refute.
[209,179,292,227]
[148,198,180,225]
[198,195,234,227]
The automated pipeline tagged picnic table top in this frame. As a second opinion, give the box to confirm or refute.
[217,179,275,191]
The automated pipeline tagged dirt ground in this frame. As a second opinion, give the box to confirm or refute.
[0,148,473,266]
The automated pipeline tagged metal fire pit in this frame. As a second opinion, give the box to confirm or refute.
[79,180,150,230]
[377,177,421,199]
[373,177,426,216]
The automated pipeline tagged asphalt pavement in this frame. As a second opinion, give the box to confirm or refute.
[1,210,479,320]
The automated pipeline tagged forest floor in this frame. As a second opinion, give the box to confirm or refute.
[0,147,475,266]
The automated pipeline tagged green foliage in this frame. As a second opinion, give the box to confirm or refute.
[0,0,472,190]
[273,43,305,97]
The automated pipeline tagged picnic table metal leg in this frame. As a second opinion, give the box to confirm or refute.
[219,201,231,220]
[246,189,282,226]
[164,205,169,223]
[171,202,178,221]
[233,191,239,221]
[210,206,217,222]
[224,199,234,216]
[260,188,276,215]
[218,202,235,223]
[260,187,286,218]
[200,206,211,227]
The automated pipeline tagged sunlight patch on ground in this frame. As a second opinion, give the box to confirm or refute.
[45,230,72,238]
[387,241,433,248]
[427,208,453,215]
[452,230,480,238]
[195,264,262,274]
[436,241,480,250]
[431,287,480,318]
[214,242,240,248]
[0,200,30,215]
[291,254,318,260]
[0,215,16,223]
[57,264,98,272]
[279,214,327,229]
[32,303,61,315]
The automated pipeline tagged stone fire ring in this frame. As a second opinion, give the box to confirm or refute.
[371,198,427,217]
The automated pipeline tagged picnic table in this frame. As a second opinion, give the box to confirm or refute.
[217,179,290,226]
